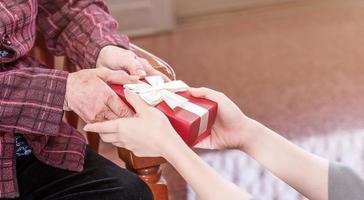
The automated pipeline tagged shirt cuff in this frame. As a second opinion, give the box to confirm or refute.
[32,69,68,135]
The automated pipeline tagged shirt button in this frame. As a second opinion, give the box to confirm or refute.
[2,34,12,46]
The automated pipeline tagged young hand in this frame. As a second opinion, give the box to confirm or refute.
[83,89,183,157]
[189,87,255,150]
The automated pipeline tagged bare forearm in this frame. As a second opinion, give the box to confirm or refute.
[162,136,251,200]
[242,120,329,200]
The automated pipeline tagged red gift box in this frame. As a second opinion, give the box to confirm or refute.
[110,77,217,146]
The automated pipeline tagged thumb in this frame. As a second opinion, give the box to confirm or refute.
[124,89,149,114]
[188,87,225,103]
[96,67,139,84]
[84,119,123,133]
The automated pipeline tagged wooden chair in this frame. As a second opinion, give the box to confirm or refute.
[31,33,175,200]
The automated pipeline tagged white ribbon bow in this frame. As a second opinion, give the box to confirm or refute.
[123,76,189,109]
[124,76,209,135]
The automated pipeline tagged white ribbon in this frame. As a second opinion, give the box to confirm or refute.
[124,76,209,135]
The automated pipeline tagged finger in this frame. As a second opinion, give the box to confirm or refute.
[136,57,169,80]
[187,87,221,100]
[137,58,153,71]
[84,119,123,133]
[99,133,119,143]
[147,67,170,81]
[124,56,147,77]
[96,67,139,84]
[124,89,149,113]
[107,91,134,118]
[141,65,170,82]
[104,110,119,120]
[93,109,107,122]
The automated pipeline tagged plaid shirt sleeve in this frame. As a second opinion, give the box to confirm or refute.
[37,0,130,69]
[0,67,67,136]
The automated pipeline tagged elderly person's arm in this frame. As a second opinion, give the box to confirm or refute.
[37,0,160,76]
[0,66,137,136]
[84,90,252,200]
[0,67,67,135]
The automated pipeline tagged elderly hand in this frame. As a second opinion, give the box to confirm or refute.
[83,89,182,157]
[64,67,139,123]
[96,45,167,78]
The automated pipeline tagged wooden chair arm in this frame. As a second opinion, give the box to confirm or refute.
[130,44,175,80]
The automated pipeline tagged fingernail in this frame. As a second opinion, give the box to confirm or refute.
[83,125,90,131]
[137,69,147,77]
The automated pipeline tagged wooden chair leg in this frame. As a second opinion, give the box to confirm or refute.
[118,148,169,200]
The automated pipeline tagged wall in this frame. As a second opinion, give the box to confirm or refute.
[176,0,294,19]
[104,0,175,36]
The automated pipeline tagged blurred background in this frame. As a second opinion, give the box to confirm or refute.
[98,0,364,199]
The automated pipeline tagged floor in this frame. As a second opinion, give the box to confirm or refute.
[97,0,364,199]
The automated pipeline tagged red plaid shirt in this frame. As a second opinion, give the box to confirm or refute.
[0,0,129,198]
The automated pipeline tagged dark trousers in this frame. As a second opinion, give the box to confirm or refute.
[10,146,153,200]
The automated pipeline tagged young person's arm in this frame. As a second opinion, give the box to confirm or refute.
[85,87,364,200]
[84,90,251,200]
[241,120,328,200]
[189,88,329,200]
[162,132,251,200]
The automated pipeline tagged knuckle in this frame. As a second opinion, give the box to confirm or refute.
[131,60,143,68]
[125,51,136,58]
[87,115,97,123]
[117,108,132,118]
[104,90,114,100]
[84,110,97,121]
[93,110,106,122]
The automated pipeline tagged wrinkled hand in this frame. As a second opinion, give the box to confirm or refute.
[96,45,168,78]
[64,67,138,123]
[188,87,253,150]
[84,89,181,157]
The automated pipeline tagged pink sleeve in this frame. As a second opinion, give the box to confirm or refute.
[37,0,130,69]
[0,67,67,136]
